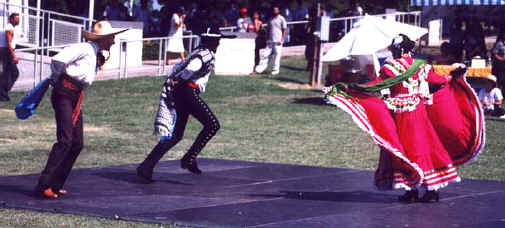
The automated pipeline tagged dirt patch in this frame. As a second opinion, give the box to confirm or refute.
[84,125,112,133]
[0,137,17,144]
[277,82,312,90]
[0,108,13,115]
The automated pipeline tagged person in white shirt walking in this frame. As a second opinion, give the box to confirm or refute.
[166,7,186,64]
[254,6,287,75]
[0,13,23,101]
[34,21,127,199]
[478,74,505,118]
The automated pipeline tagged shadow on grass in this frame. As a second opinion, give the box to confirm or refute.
[281,65,307,72]
[273,76,307,84]
[292,97,327,106]
[94,170,191,186]
[249,190,396,203]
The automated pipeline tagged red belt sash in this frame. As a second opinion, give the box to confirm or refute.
[61,76,84,126]
[187,82,198,89]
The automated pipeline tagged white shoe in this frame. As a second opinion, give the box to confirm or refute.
[499,115,505,119]
[271,70,279,75]
[254,65,266,74]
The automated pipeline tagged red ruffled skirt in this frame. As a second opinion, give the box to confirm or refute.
[326,77,484,191]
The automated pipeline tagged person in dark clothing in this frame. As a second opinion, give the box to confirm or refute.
[463,19,487,61]
[251,11,265,67]
[0,13,22,101]
[137,29,234,183]
[492,32,505,92]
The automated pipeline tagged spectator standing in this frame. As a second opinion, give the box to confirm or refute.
[250,11,265,70]
[160,5,171,36]
[294,0,308,23]
[293,0,309,45]
[491,32,505,91]
[151,10,162,37]
[432,42,458,65]
[280,1,293,44]
[185,2,199,31]
[351,1,364,17]
[251,11,264,34]
[304,6,318,72]
[103,1,127,21]
[166,7,186,65]
[187,2,199,21]
[133,0,152,37]
[478,75,505,118]
[237,8,252,33]
[350,1,364,28]
[254,6,287,75]
[463,19,487,61]
[224,1,239,27]
[449,18,464,61]
[189,7,207,49]
[0,13,23,102]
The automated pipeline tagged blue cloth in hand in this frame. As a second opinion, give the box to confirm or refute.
[15,78,50,120]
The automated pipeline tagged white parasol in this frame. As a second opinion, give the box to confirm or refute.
[322,14,428,62]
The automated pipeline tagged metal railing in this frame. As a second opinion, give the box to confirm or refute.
[218,11,421,44]
[14,34,199,89]
[1,2,94,47]
[16,44,73,86]
[10,9,422,90]
[117,33,198,79]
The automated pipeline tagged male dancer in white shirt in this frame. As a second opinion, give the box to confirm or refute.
[34,21,126,199]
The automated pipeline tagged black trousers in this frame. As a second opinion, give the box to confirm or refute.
[0,48,19,100]
[141,84,220,168]
[35,85,83,192]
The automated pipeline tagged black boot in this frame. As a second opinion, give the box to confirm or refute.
[181,152,202,174]
[419,190,439,203]
[398,189,419,203]
[136,163,154,184]
[137,140,177,183]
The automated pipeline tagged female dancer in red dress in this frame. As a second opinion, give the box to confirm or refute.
[324,34,485,203]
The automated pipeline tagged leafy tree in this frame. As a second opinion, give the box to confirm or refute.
[29,0,413,20]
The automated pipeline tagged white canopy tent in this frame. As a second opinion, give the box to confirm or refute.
[322,15,428,75]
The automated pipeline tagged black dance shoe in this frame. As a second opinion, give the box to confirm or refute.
[136,165,154,184]
[398,189,419,203]
[181,153,202,174]
[419,190,439,203]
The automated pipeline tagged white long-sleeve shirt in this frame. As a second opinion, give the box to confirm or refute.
[50,42,98,88]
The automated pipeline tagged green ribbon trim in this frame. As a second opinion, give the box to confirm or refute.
[327,59,426,99]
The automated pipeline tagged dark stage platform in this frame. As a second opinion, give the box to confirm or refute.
[0,158,504,227]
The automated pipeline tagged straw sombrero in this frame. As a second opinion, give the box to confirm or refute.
[83,21,128,41]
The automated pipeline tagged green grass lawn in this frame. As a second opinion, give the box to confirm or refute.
[0,56,504,227]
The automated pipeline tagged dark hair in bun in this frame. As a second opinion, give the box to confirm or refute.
[390,34,416,58]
